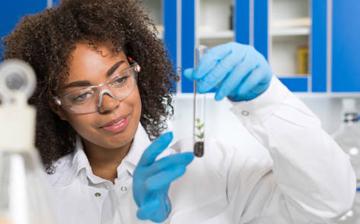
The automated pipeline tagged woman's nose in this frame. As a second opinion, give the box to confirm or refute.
[97,91,119,114]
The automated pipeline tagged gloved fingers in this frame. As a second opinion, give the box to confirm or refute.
[151,195,171,223]
[137,199,163,221]
[145,166,187,191]
[194,43,234,80]
[196,49,246,93]
[184,42,248,82]
[183,68,195,81]
[137,198,170,223]
[234,67,272,101]
[145,152,194,176]
[138,132,173,167]
[183,44,234,82]
[214,52,258,101]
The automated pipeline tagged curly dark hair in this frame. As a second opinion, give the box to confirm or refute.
[3,0,177,171]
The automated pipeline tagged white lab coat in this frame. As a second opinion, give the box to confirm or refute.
[46,77,356,224]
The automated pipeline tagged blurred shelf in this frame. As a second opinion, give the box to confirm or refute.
[271,27,310,36]
[271,17,311,36]
[199,30,234,40]
[272,17,311,28]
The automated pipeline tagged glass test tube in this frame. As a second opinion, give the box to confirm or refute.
[193,45,207,157]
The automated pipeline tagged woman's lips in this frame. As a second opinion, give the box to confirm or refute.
[101,116,129,133]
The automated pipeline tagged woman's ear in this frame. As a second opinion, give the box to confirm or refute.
[49,99,68,121]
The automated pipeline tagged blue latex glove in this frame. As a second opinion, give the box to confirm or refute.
[132,132,194,223]
[184,42,272,101]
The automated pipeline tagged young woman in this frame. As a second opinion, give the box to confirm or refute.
[3,0,355,223]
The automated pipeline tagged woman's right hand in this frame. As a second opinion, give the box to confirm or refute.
[132,132,194,223]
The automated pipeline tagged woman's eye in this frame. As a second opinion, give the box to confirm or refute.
[112,76,129,86]
[71,92,93,103]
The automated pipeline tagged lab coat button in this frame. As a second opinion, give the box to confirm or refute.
[94,192,101,197]
[241,110,249,116]
[121,186,127,192]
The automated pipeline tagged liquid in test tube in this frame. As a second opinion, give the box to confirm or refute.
[193,45,207,157]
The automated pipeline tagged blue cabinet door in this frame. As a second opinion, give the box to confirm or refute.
[0,1,48,58]
[235,0,250,44]
[278,1,327,93]
[312,0,328,92]
[163,0,179,92]
[181,0,245,93]
[332,0,360,92]
[181,0,195,93]
[240,0,327,93]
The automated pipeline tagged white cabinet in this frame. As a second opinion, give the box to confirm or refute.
[269,0,311,77]
[198,0,234,47]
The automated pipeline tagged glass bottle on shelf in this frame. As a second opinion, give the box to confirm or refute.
[332,98,360,224]
[0,60,57,224]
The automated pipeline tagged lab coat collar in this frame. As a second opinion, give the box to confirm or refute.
[71,123,152,183]
[119,124,152,176]
[72,136,92,181]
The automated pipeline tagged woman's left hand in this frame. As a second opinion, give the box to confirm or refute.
[184,42,272,102]
[132,132,194,223]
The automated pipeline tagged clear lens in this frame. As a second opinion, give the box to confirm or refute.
[58,63,139,114]
[109,69,137,99]
[64,88,96,105]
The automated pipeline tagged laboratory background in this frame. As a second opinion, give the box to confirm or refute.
[1,0,360,223]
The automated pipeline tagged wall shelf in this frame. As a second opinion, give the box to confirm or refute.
[199,30,234,40]
[271,17,311,28]
[271,17,311,36]
[271,27,310,36]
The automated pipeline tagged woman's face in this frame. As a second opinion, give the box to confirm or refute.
[57,42,142,150]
